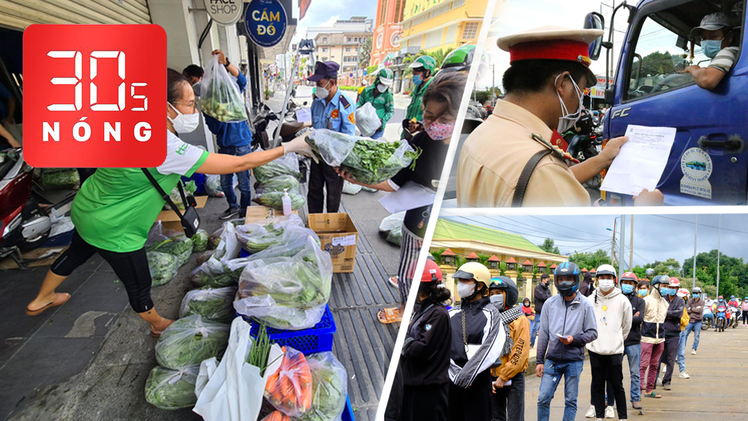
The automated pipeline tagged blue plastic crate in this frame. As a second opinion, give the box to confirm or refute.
[342,396,355,421]
[181,173,205,194]
[245,305,336,354]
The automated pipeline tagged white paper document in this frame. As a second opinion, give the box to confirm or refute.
[600,124,677,196]
[378,181,436,214]
[296,108,312,124]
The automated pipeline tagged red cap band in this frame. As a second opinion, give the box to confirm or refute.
[510,40,592,66]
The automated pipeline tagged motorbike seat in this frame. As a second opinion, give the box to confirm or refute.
[280,121,305,137]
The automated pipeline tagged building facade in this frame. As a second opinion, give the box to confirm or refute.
[309,17,373,86]
[371,0,406,67]
[399,0,488,54]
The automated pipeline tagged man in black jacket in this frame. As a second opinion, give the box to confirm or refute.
[531,273,552,348]
[621,272,646,409]
[659,277,685,391]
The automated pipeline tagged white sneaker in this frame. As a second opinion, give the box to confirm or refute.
[605,406,615,419]
[691,349,696,355]
[586,405,596,418]
[661,365,667,373]
[679,372,690,379]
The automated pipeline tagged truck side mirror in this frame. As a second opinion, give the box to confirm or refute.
[584,12,605,61]
[604,88,615,105]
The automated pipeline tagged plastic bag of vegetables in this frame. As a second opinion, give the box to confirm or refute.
[146,222,195,266]
[253,190,306,211]
[191,222,246,287]
[342,180,362,195]
[155,315,230,370]
[144,365,200,410]
[235,214,304,253]
[199,55,248,123]
[179,286,238,323]
[247,225,321,261]
[307,128,420,185]
[191,229,210,253]
[379,212,405,247]
[254,153,302,184]
[204,175,224,197]
[234,236,332,330]
[258,175,301,194]
[163,180,197,211]
[40,168,81,190]
[301,352,348,421]
[264,346,313,417]
[148,251,179,287]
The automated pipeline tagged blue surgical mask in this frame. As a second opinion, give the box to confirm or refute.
[702,39,723,59]
[638,289,649,297]
[412,74,422,86]
[621,284,634,294]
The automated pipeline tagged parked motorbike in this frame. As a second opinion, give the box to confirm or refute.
[701,315,713,330]
[730,306,741,328]
[0,148,52,266]
[561,110,603,189]
[251,99,311,183]
[715,305,728,332]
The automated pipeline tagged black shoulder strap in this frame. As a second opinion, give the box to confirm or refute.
[141,168,187,218]
[512,149,553,207]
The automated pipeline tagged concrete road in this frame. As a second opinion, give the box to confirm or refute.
[524,324,748,420]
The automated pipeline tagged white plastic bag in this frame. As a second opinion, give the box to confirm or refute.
[355,102,381,137]
[235,214,305,253]
[179,287,238,323]
[190,222,243,286]
[304,352,349,421]
[342,180,362,195]
[234,236,332,330]
[200,55,248,122]
[144,365,200,410]
[306,128,358,167]
[254,153,302,184]
[204,175,223,196]
[154,315,230,370]
[193,317,283,421]
[49,208,74,237]
[379,211,406,233]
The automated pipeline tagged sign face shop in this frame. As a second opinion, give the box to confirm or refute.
[204,0,244,25]
[24,24,167,167]
[245,0,288,48]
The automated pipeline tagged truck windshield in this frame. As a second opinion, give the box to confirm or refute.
[624,1,744,101]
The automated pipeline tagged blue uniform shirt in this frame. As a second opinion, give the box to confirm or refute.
[311,88,356,135]
[204,72,253,148]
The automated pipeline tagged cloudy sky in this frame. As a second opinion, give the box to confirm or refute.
[482,0,628,89]
[292,0,377,43]
[443,214,748,268]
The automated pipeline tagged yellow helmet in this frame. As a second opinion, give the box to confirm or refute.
[453,261,491,290]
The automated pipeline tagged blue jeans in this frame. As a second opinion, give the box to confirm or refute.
[370,128,384,139]
[537,359,584,421]
[623,344,641,402]
[531,317,542,346]
[677,321,702,372]
[218,145,251,213]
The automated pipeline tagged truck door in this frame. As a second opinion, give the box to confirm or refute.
[604,0,748,205]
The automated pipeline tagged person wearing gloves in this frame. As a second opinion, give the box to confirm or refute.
[536,262,598,421]
[585,265,632,421]
[531,273,552,348]
[448,262,505,421]
[658,277,685,391]
[25,69,313,337]
[488,278,531,421]
[402,55,437,139]
[308,61,356,214]
[356,68,395,139]
[338,71,467,325]
[639,275,670,398]
[620,272,646,410]
[399,259,453,421]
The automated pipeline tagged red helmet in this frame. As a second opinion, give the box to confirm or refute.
[669,277,680,287]
[421,259,442,283]
[621,272,638,282]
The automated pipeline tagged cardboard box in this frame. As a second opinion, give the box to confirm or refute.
[158,196,208,232]
[244,206,299,225]
[307,213,358,273]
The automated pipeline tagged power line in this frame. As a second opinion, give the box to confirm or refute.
[650,215,748,235]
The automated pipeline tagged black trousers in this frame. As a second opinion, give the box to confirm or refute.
[491,372,525,421]
[400,382,449,421]
[589,375,614,406]
[51,230,154,313]
[589,351,627,420]
[448,370,492,421]
[661,335,679,385]
[743,311,748,324]
[307,160,344,213]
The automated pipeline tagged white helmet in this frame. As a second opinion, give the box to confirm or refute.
[596,264,618,283]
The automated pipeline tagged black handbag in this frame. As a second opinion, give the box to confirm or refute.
[142,168,200,238]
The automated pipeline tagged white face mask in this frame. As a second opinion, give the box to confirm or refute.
[168,103,200,134]
[457,282,476,300]
[598,279,615,292]
[316,80,331,100]
[555,73,584,133]
[489,294,504,309]
[377,83,387,93]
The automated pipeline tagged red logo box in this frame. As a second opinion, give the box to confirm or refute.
[23,24,166,168]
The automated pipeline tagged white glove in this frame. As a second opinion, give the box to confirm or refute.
[283,132,318,162]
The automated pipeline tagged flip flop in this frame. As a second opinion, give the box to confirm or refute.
[150,329,163,338]
[644,392,661,399]
[377,307,402,324]
[25,293,71,316]
[388,276,399,288]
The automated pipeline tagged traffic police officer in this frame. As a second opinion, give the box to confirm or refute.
[456,26,663,207]
[308,61,356,213]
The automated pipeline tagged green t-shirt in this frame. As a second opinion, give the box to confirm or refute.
[71,131,209,252]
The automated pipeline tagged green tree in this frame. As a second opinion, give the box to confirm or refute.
[430,248,445,265]
[499,261,507,276]
[639,50,676,77]
[358,37,372,69]
[538,238,560,255]
[567,249,611,273]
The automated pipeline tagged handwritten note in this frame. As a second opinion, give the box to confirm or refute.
[600,125,677,196]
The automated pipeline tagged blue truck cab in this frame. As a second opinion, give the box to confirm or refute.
[596,0,747,205]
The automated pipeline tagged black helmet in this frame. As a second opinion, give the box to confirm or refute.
[489,276,519,307]
[651,274,670,287]
[554,262,581,296]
